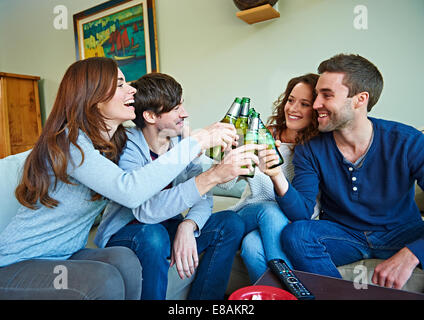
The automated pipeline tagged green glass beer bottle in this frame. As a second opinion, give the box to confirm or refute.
[206,97,242,161]
[241,110,260,178]
[258,118,284,168]
[235,97,251,148]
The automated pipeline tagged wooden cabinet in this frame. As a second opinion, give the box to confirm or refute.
[0,72,42,159]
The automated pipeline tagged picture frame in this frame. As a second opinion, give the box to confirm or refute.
[73,0,159,82]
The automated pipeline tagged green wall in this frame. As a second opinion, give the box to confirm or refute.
[0,0,423,129]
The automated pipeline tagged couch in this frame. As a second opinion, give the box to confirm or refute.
[1,150,424,299]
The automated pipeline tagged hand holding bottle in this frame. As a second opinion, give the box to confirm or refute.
[258,140,290,196]
[194,144,263,196]
[212,144,264,184]
[205,98,242,161]
[190,122,237,151]
[258,145,281,177]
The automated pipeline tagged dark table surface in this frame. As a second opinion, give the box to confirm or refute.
[255,269,424,300]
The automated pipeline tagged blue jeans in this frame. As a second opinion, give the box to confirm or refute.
[235,201,292,283]
[106,211,244,300]
[281,219,424,278]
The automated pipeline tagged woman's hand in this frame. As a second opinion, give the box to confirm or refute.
[258,147,281,177]
[258,142,289,196]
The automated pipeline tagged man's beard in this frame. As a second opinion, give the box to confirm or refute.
[319,98,355,132]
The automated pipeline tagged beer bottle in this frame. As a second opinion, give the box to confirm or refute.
[206,97,242,161]
[241,110,260,178]
[234,97,251,148]
[258,118,284,168]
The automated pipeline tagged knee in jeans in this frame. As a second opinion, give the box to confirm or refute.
[220,212,245,240]
[101,247,140,268]
[240,231,264,262]
[136,224,170,255]
[94,263,126,300]
[265,207,283,220]
[75,262,126,300]
[280,220,311,251]
[256,202,287,221]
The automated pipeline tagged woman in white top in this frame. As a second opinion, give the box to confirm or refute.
[218,73,320,282]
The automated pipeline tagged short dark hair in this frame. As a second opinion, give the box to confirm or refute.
[317,54,384,112]
[131,73,183,128]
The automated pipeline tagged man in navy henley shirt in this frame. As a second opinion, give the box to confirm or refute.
[267,53,424,291]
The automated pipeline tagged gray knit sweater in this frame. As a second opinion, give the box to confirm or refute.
[0,130,201,267]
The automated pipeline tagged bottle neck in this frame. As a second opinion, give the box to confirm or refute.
[248,117,259,131]
[227,102,241,118]
[240,104,250,117]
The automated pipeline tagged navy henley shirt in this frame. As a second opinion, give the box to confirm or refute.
[276,117,424,264]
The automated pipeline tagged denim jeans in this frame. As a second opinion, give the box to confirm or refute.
[235,201,292,283]
[0,247,142,300]
[106,211,245,300]
[281,219,424,278]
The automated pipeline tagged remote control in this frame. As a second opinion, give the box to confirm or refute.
[267,259,315,300]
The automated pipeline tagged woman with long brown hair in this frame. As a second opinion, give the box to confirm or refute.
[0,57,236,299]
[267,73,319,145]
[216,73,320,283]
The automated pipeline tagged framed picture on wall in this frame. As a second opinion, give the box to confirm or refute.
[73,0,159,82]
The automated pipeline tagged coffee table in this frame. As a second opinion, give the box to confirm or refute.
[255,269,424,300]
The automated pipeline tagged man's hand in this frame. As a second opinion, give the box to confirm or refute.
[194,143,263,196]
[170,219,199,279]
[371,247,419,289]
[212,143,263,183]
[190,122,237,151]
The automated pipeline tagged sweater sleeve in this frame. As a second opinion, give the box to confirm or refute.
[405,130,424,264]
[274,143,320,221]
[117,136,203,224]
[67,132,201,209]
[129,162,212,234]
[408,130,424,192]
[113,137,212,233]
[183,159,213,233]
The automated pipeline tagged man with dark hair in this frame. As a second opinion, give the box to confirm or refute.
[317,53,383,112]
[95,72,261,300]
[131,72,185,130]
[267,53,424,290]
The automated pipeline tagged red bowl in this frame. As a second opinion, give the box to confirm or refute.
[228,285,297,300]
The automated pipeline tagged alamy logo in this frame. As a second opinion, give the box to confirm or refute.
[353,5,368,30]
[53,4,368,31]
[53,5,68,30]
[53,265,68,289]
[353,265,368,290]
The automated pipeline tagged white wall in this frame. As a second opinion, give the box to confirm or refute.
[0,0,106,121]
[155,0,424,129]
[0,0,423,129]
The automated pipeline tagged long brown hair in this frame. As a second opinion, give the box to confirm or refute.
[15,57,128,209]
[267,73,320,145]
